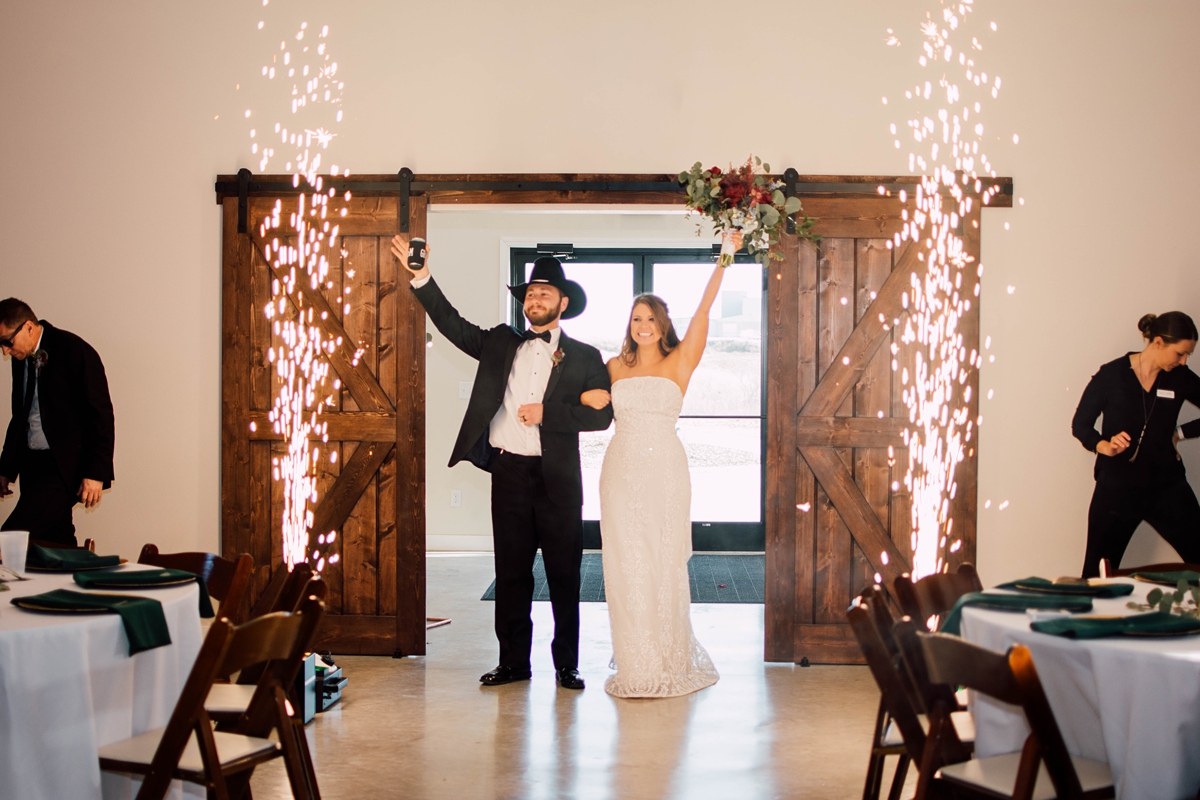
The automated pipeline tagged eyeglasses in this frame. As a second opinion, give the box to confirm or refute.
[0,321,27,349]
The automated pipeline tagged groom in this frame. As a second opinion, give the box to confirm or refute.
[392,235,613,690]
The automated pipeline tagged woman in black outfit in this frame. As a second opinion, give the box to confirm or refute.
[1072,311,1200,577]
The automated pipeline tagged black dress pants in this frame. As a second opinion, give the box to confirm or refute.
[1,450,78,546]
[490,451,582,673]
[1082,476,1200,578]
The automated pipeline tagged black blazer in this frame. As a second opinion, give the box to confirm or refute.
[413,277,613,506]
[0,321,115,489]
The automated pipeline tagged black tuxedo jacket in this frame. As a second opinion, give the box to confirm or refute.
[413,277,613,507]
[0,321,115,489]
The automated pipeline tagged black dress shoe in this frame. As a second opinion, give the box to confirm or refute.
[480,666,531,686]
[555,668,585,690]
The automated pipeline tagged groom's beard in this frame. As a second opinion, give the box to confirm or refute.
[525,304,561,328]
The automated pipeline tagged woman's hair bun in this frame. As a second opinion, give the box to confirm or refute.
[1137,313,1158,336]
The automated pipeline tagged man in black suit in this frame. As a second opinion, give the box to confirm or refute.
[0,298,115,546]
[391,235,612,690]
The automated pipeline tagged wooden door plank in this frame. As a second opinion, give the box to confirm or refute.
[794,416,906,447]
[852,239,894,598]
[764,233,800,662]
[395,195,428,657]
[221,198,253,563]
[248,230,395,414]
[309,441,395,550]
[340,238,380,615]
[800,240,920,418]
[799,446,910,588]
[950,202,982,571]
[814,238,855,624]
[794,239,820,634]
[247,411,396,441]
[376,234,400,618]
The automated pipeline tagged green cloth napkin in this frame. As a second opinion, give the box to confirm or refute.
[73,568,214,618]
[1129,571,1200,587]
[940,592,1094,636]
[998,577,1135,598]
[25,544,121,571]
[11,589,171,655]
[1031,611,1200,639]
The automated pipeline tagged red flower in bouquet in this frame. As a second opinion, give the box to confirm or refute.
[718,175,749,207]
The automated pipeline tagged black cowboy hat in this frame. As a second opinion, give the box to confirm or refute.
[508,256,587,320]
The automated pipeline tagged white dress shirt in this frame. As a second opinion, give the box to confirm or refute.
[488,327,559,456]
[411,272,559,457]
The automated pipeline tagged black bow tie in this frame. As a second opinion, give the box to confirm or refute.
[523,329,552,343]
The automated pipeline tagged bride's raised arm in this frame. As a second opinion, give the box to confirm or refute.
[677,257,728,370]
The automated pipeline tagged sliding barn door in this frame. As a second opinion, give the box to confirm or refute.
[765,196,981,664]
[221,192,427,656]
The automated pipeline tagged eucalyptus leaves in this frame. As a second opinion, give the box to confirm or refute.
[678,156,817,265]
[1127,579,1200,618]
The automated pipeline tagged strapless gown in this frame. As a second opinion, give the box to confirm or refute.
[599,376,719,698]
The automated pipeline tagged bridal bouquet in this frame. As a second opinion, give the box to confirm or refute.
[678,156,817,266]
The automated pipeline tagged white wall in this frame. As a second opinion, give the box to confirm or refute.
[1,1,1197,584]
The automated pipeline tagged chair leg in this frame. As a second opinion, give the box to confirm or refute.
[863,698,890,800]
[885,755,910,800]
[291,717,322,799]
[275,687,319,800]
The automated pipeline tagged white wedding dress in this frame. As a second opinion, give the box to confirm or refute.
[599,376,719,698]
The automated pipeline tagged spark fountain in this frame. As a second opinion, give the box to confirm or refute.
[884,1,1012,578]
[248,10,350,572]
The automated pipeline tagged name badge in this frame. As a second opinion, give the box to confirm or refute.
[1157,389,1176,399]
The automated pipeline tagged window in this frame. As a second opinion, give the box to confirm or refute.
[511,248,764,551]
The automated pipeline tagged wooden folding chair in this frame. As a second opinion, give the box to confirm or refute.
[246,562,316,621]
[852,588,974,800]
[893,564,983,631]
[98,596,326,800]
[138,544,253,624]
[914,633,1113,800]
[1100,558,1200,577]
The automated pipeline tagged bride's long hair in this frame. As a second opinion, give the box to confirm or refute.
[619,294,680,366]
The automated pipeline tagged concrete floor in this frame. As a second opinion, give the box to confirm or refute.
[251,553,902,800]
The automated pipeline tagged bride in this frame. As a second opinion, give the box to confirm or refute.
[581,234,739,698]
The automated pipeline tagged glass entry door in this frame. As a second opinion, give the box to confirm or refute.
[512,248,764,551]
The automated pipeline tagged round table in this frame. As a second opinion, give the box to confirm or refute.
[962,578,1200,800]
[0,564,204,800]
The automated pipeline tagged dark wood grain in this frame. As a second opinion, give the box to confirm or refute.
[309,441,395,546]
[801,240,920,418]
[376,231,400,618]
[395,196,428,657]
[794,416,907,448]
[246,411,396,441]
[248,230,394,414]
[852,239,895,598]
[794,239,820,637]
[764,232,800,662]
[221,198,253,564]
[814,238,855,624]
[800,446,911,587]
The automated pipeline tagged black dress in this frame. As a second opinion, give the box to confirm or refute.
[1071,352,1200,577]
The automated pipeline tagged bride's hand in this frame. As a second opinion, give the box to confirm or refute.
[580,389,611,410]
[722,229,744,254]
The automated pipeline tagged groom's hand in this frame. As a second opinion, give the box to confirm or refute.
[517,404,543,426]
[390,234,430,282]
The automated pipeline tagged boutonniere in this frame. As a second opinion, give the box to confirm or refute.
[551,348,565,368]
[32,349,48,372]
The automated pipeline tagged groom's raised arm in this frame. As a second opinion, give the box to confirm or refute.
[411,276,487,361]
[541,348,613,434]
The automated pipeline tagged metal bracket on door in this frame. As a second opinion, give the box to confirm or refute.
[783,168,799,234]
[398,167,413,233]
[237,168,252,234]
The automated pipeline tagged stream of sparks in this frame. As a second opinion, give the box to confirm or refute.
[250,12,349,572]
[885,0,1011,578]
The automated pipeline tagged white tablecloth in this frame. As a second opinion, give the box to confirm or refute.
[962,578,1200,800]
[0,565,204,800]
